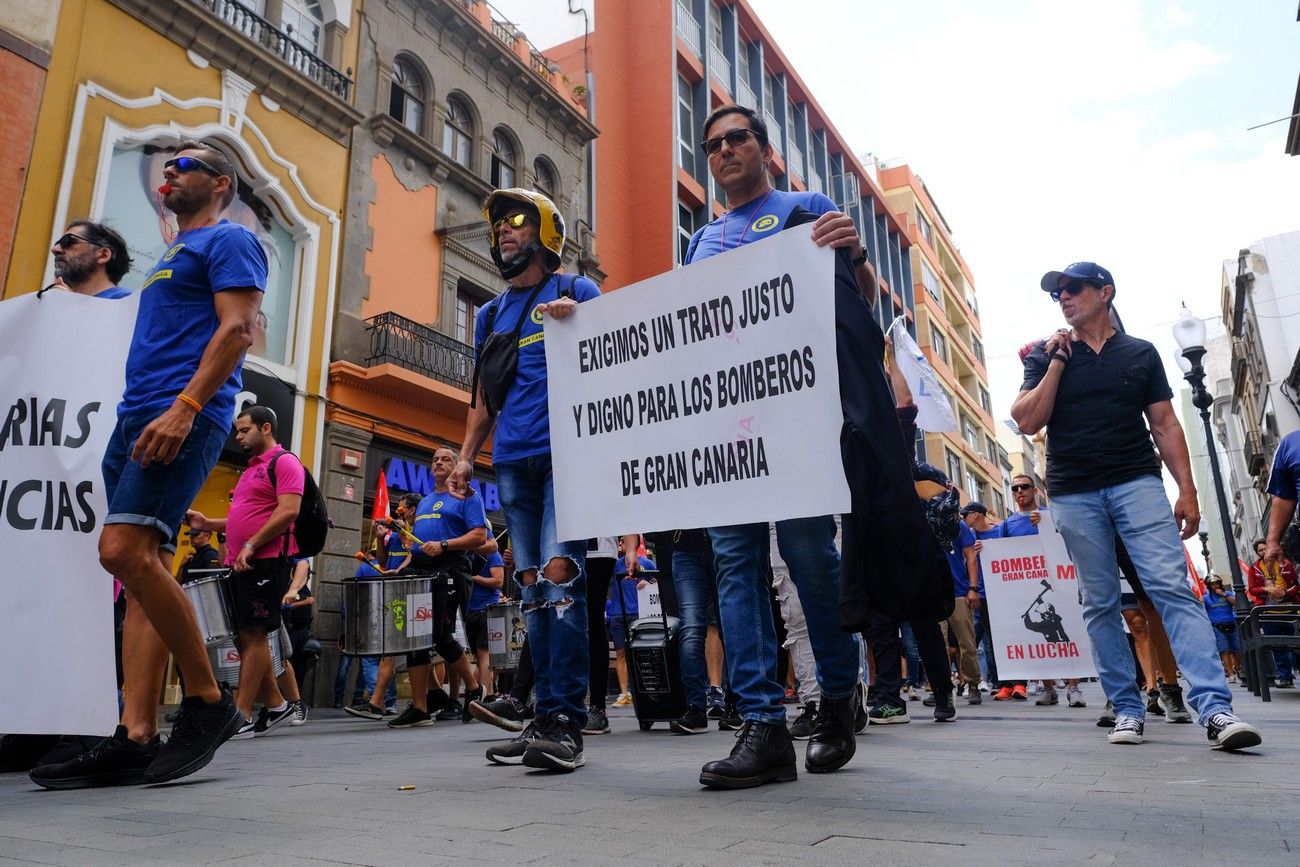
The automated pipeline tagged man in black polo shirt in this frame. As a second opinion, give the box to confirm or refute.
[1011,261,1260,752]
[178,528,221,583]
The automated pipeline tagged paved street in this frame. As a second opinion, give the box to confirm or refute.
[1,682,1295,866]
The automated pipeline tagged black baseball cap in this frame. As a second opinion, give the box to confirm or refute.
[1040,261,1115,293]
[961,502,988,516]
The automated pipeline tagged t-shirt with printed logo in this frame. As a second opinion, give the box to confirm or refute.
[120,219,267,428]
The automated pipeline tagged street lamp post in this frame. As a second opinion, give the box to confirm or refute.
[1198,530,1212,577]
[1172,305,1248,612]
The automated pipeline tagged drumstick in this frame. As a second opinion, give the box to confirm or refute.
[378,518,426,547]
[354,551,389,574]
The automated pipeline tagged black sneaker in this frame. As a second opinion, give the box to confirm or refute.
[1146,688,1162,715]
[670,706,710,735]
[967,688,983,705]
[522,714,585,772]
[1096,700,1117,728]
[229,716,257,741]
[486,721,542,765]
[788,701,818,740]
[435,702,462,722]
[706,686,726,719]
[29,727,160,790]
[718,705,743,731]
[933,693,957,722]
[388,704,433,728]
[290,701,309,727]
[581,707,611,735]
[471,696,527,733]
[1158,684,1192,724]
[868,698,911,725]
[253,703,297,736]
[699,720,797,789]
[142,689,243,784]
[1205,712,1262,751]
[1107,715,1144,745]
[343,702,385,720]
[462,684,485,723]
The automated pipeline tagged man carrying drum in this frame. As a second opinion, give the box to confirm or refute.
[348,447,489,728]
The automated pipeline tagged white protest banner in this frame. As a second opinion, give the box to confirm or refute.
[0,290,139,734]
[888,318,958,432]
[545,224,849,540]
[636,580,663,620]
[978,513,1096,680]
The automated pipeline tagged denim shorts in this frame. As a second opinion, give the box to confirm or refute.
[494,453,587,578]
[1212,623,1241,653]
[102,412,226,552]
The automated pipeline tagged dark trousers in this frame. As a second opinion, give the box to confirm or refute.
[867,610,951,703]
[509,638,534,705]
[586,557,615,710]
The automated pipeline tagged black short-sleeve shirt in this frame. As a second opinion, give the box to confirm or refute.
[1020,332,1173,496]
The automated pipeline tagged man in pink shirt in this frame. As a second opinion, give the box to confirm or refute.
[186,405,304,736]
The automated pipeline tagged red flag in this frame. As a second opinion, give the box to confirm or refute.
[371,468,390,522]
[1183,547,1206,600]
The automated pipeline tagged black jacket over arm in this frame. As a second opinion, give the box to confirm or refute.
[785,208,954,629]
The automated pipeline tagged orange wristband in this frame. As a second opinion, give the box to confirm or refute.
[176,393,203,413]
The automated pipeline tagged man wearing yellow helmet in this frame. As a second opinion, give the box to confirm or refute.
[453,189,601,772]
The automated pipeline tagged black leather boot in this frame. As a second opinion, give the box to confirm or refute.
[699,720,797,789]
[805,693,857,773]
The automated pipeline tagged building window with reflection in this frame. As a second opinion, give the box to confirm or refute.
[389,57,426,135]
[533,158,557,200]
[442,96,473,168]
[491,129,517,188]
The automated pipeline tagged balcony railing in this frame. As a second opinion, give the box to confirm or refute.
[195,0,352,99]
[762,110,781,153]
[530,50,553,78]
[365,311,474,391]
[808,168,824,195]
[787,142,804,179]
[735,79,758,110]
[491,17,515,45]
[708,43,731,88]
[1244,429,1266,476]
[675,2,701,53]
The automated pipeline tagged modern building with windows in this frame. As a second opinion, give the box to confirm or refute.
[321,0,600,650]
[546,0,916,340]
[878,163,1003,513]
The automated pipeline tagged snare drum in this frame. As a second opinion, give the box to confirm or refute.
[341,574,439,657]
[182,569,237,645]
[486,600,525,671]
[207,631,287,691]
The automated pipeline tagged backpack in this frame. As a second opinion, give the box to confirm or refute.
[267,450,332,557]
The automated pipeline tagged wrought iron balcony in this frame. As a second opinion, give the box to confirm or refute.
[195,0,352,100]
[1244,429,1266,476]
[365,311,474,392]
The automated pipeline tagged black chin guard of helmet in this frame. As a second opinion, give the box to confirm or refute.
[492,240,542,280]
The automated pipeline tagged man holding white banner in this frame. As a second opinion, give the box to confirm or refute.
[31,141,263,789]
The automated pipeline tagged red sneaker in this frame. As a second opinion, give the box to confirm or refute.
[994,687,1014,701]
[1012,684,1028,701]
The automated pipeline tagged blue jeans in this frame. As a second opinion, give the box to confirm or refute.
[1053,475,1234,724]
[496,454,588,721]
[899,622,925,688]
[332,654,393,706]
[673,547,718,710]
[709,515,860,724]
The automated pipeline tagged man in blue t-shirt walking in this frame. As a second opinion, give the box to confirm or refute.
[684,105,873,790]
[51,219,133,299]
[454,189,601,772]
[32,141,266,790]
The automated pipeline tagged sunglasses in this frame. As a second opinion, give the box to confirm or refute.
[493,212,531,232]
[700,128,761,156]
[1049,279,1099,302]
[164,155,222,177]
[1011,483,1034,492]
[54,232,95,250]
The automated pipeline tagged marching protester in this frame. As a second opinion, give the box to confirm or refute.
[184,405,304,738]
[1261,429,1300,569]
[1202,577,1240,684]
[30,141,265,788]
[466,539,506,699]
[1247,537,1299,688]
[1012,262,1260,750]
[50,220,133,299]
[581,536,621,736]
[454,189,601,772]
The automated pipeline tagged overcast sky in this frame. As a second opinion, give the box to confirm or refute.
[495,0,1299,420]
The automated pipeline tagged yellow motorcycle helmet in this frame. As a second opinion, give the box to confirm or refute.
[482,188,565,279]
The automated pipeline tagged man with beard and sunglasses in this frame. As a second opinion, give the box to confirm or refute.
[50,220,133,299]
[30,140,265,789]
[1012,262,1260,752]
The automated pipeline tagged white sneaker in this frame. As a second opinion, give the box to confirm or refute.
[978,680,990,694]
[1066,688,1086,708]
[290,701,309,726]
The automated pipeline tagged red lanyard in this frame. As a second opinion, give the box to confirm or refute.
[719,189,774,251]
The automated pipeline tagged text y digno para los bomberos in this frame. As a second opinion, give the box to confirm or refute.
[570,273,817,496]
[0,397,102,532]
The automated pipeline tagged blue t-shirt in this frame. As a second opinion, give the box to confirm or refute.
[474,273,601,463]
[1203,589,1236,625]
[469,551,505,612]
[685,189,837,264]
[353,562,382,579]
[607,554,656,619]
[946,522,978,596]
[119,220,267,428]
[384,531,410,571]
[968,526,999,598]
[411,489,489,546]
[999,508,1048,539]
[1266,430,1300,501]
[95,286,132,299]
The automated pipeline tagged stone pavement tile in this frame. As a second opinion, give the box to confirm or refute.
[0,835,176,867]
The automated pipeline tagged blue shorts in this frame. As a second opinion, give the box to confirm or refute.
[1212,623,1241,653]
[607,616,628,650]
[102,412,226,552]
[1119,592,1140,612]
[495,453,586,579]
